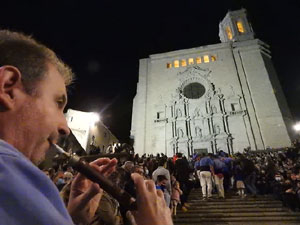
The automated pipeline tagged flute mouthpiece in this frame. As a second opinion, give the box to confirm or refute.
[53,144,67,154]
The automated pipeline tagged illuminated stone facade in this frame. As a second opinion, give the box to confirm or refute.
[131,9,294,157]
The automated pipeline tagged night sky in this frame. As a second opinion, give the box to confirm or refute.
[1,0,300,142]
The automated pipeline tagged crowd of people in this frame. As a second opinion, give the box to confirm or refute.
[41,143,300,224]
[242,145,300,211]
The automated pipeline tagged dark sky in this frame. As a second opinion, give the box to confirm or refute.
[1,0,300,142]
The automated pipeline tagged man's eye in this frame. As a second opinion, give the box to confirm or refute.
[57,100,64,108]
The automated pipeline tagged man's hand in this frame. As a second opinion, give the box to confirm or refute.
[67,158,117,225]
[131,173,173,225]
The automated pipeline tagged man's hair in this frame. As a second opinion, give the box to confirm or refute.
[132,165,142,173]
[157,175,167,182]
[176,152,182,158]
[158,158,166,167]
[0,30,74,94]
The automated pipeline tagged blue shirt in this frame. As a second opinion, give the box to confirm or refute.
[213,158,226,174]
[194,160,201,170]
[222,157,233,173]
[156,185,166,192]
[0,140,74,225]
[199,157,214,167]
[213,158,226,170]
[223,157,233,165]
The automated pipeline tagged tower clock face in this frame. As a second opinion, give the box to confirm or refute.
[183,82,206,99]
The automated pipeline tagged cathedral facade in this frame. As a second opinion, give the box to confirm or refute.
[131,9,294,157]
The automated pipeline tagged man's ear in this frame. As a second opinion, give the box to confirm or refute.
[0,66,23,110]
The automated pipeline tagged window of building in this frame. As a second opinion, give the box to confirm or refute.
[211,55,216,61]
[174,60,179,68]
[157,111,164,119]
[167,63,172,68]
[231,103,238,111]
[188,58,194,65]
[203,55,210,63]
[237,21,245,33]
[183,82,206,99]
[196,57,202,64]
[181,59,187,67]
[226,26,233,40]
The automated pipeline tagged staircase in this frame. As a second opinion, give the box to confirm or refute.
[173,189,300,225]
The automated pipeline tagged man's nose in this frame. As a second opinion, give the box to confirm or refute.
[58,118,70,137]
[59,126,70,137]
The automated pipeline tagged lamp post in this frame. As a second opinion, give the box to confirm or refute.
[90,113,100,127]
[294,123,300,132]
[292,122,300,148]
[88,112,100,154]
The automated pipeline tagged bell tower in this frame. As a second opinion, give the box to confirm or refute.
[219,8,254,43]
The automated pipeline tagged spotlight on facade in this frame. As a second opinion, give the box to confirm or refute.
[90,113,100,126]
[293,123,300,132]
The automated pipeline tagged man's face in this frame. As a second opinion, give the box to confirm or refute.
[135,167,144,175]
[14,63,69,164]
[158,179,167,186]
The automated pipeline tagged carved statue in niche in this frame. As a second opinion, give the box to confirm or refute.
[177,128,184,138]
[210,83,215,91]
[176,108,183,117]
[214,124,221,134]
[229,85,236,98]
[211,105,217,114]
[217,88,224,99]
[209,83,216,96]
[158,94,164,104]
[195,126,202,137]
[194,107,200,117]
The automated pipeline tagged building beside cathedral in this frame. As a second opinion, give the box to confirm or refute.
[65,109,118,154]
[131,9,295,157]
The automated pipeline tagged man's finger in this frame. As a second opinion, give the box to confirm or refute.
[99,158,117,174]
[90,157,111,166]
[90,159,117,177]
[131,173,147,196]
[71,173,90,189]
[156,189,164,198]
[145,180,156,193]
[73,183,102,210]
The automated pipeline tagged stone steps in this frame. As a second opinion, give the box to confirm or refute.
[173,188,300,225]
[176,223,300,225]
[189,200,282,205]
[176,208,286,213]
[184,204,283,209]
[175,211,299,218]
[188,196,274,200]
[174,217,300,224]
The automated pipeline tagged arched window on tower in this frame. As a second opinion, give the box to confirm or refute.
[211,55,216,61]
[167,63,172,68]
[181,59,187,67]
[188,58,194,65]
[174,60,179,68]
[203,55,210,63]
[226,26,233,40]
[196,57,202,64]
[237,21,245,33]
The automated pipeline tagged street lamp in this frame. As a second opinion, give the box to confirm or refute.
[293,123,300,132]
[90,113,100,126]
